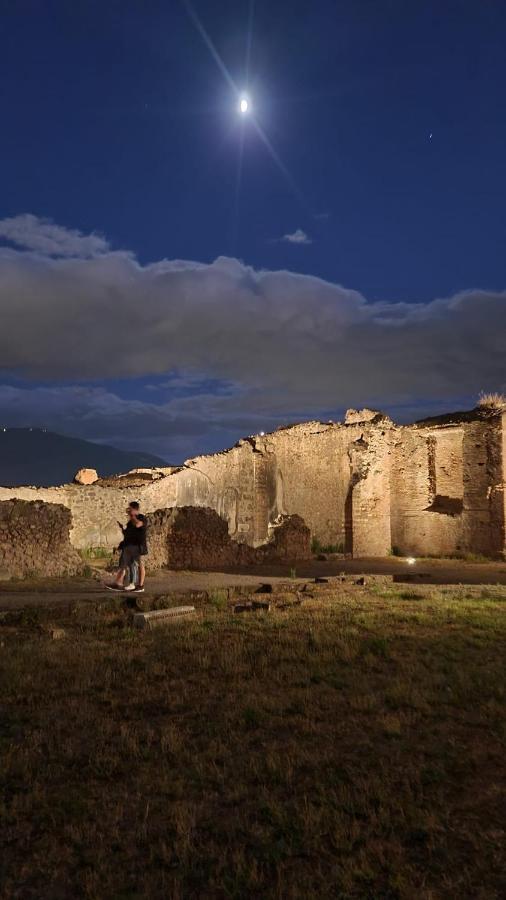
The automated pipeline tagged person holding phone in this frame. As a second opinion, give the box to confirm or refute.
[107,501,147,593]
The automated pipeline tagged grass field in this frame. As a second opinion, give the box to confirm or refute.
[1,585,505,898]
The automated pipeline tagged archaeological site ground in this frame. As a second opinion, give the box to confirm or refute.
[1,403,505,898]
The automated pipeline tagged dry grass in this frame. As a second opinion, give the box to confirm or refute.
[1,587,505,899]
[478,391,506,411]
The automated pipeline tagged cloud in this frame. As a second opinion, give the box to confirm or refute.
[0,382,264,461]
[0,213,505,458]
[281,228,313,245]
[0,213,110,258]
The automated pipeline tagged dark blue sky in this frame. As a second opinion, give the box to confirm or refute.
[1,1,505,461]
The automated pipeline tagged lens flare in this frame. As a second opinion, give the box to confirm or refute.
[239,96,250,114]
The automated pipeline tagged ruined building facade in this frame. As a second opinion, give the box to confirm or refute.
[0,407,505,559]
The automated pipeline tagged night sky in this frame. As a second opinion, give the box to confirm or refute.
[1,0,505,461]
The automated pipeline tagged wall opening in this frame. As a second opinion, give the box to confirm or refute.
[425,430,464,516]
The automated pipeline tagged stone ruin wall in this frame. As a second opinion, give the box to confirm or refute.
[140,416,394,555]
[147,506,310,571]
[0,481,137,550]
[391,415,506,557]
[0,500,84,579]
[0,410,504,559]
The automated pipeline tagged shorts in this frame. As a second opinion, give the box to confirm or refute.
[119,545,141,569]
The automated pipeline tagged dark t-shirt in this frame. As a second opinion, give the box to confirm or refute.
[124,514,147,552]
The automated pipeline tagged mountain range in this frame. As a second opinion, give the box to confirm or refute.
[0,428,167,487]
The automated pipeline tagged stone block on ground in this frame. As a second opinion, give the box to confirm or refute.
[234,600,273,613]
[251,599,272,611]
[133,606,196,629]
[49,627,66,640]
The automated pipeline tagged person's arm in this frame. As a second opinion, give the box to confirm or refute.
[117,521,126,533]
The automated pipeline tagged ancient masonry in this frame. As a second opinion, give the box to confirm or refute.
[0,405,505,559]
[0,500,84,579]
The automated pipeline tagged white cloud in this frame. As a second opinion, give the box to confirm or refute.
[0,213,505,458]
[281,228,313,245]
[0,213,110,258]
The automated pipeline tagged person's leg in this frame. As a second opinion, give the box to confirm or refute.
[125,558,139,591]
[122,548,141,592]
[109,565,128,589]
[108,547,131,588]
[138,559,145,588]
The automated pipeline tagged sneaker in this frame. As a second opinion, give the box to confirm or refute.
[106,584,124,592]
[133,586,145,593]
[124,583,136,592]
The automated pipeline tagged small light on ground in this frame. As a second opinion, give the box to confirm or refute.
[406,557,416,565]
[259,431,265,436]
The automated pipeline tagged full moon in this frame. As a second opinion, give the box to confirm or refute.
[239,96,249,114]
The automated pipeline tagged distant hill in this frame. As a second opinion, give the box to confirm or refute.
[0,428,168,487]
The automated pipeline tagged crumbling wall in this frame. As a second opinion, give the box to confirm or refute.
[259,424,351,549]
[143,419,393,555]
[461,418,504,556]
[147,506,310,571]
[0,408,504,561]
[65,483,138,549]
[249,419,393,554]
[390,415,505,557]
[263,514,311,562]
[0,482,147,550]
[0,500,84,579]
[142,442,258,543]
[346,425,393,557]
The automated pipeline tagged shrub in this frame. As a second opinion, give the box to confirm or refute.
[80,546,112,560]
[208,590,228,610]
[311,537,344,554]
[311,536,322,554]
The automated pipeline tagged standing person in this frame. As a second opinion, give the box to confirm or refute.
[125,501,148,592]
[107,501,147,593]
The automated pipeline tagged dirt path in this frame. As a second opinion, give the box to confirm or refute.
[1,556,506,611]
[243,555,506,584]
[0,571,292,611]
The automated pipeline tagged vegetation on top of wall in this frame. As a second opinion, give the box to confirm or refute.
[478,391,506,411]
